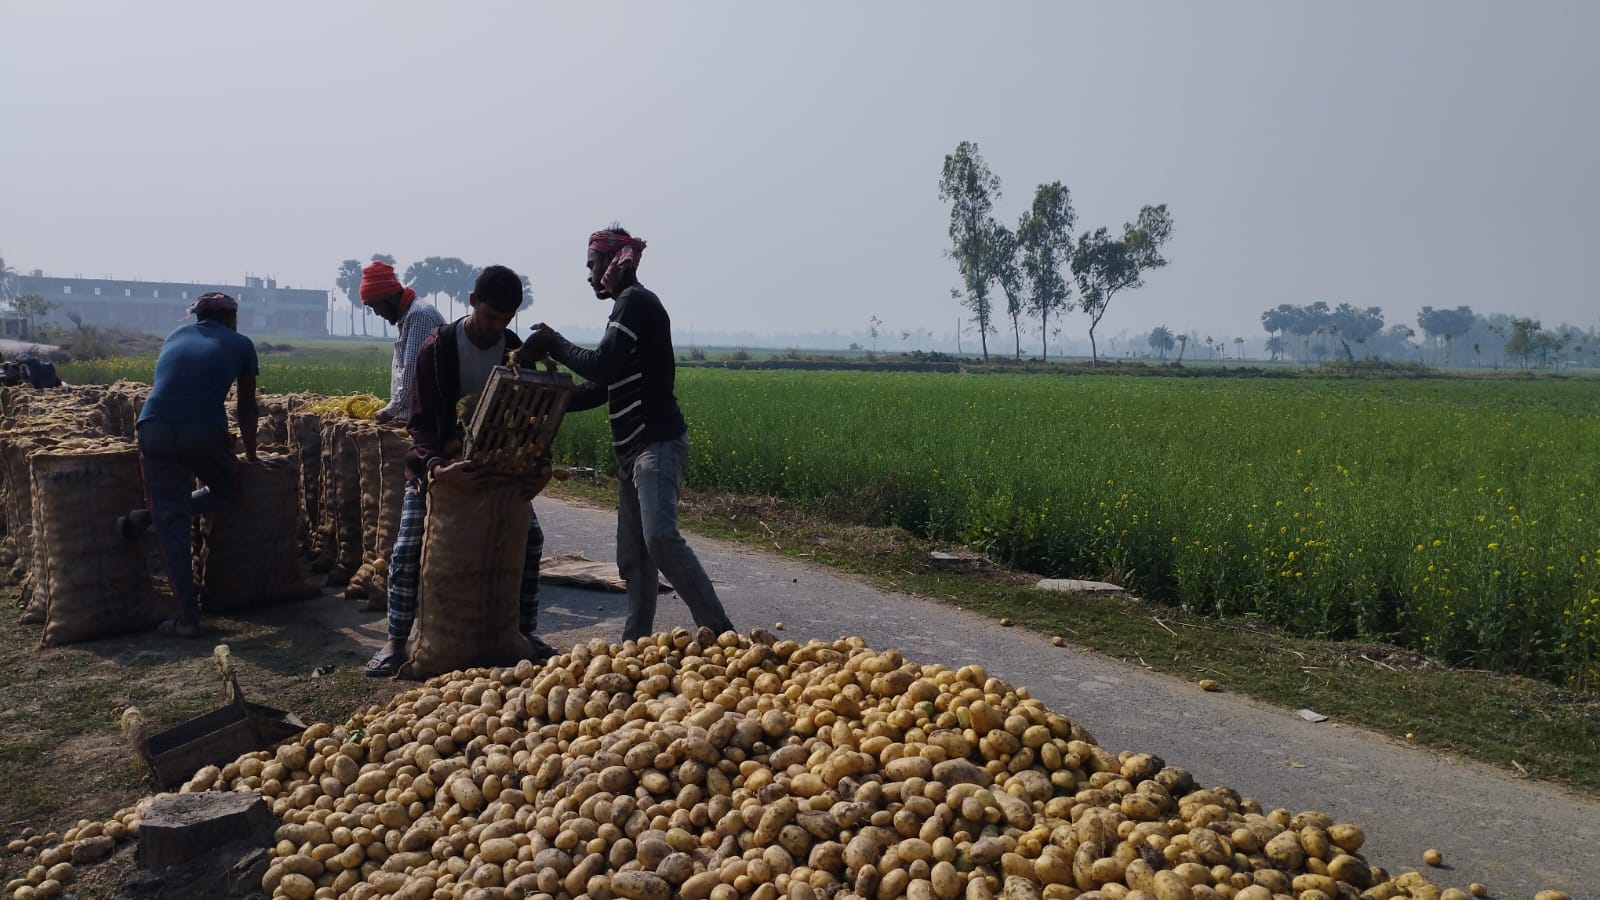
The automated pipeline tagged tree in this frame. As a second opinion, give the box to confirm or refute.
[1264,335,1285,361]
[10,294,57,337]
[1174,332,1190,362]
[1147,325,1175,360]
[1017,182,1075,362]
[1505,317,1542,369]
[867,315,882,354]
[0,251,15,307]
[516,274,534,332]
[335,259,363,338]
[1070,204,1174,365]
[1234,336,1245,360]
[371,253,396,266]
[989,224,1026,359]
[938,141,1002,361]
[404,257,450,317]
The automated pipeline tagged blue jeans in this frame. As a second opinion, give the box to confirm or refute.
[617,437,734,641]
[136,421,240,624]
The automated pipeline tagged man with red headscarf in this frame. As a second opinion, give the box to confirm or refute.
[360,260,445,425]
[519,225,736,642]
[119,292,259,637]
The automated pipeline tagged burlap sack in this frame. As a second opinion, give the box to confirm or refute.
[315,419,363,581]
[34,446,161,646]
[375,426,410,557]
[2,430,60,590]
[288,412,322,557]
[195,453,318,610]
[352,424,383,562]
[401,480,532,679]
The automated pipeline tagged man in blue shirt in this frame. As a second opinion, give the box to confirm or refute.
[120,292,260,637]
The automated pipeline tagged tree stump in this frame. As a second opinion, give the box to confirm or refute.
[137,791,274,869]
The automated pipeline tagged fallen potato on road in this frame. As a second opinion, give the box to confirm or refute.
[1,630,1555,899]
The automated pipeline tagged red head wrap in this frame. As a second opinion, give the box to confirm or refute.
[188,292,238,316]
[588,230,647,297]
[360,261,416,307]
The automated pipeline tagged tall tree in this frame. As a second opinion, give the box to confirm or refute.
[989,224,1026,359]
[404,257,447,317]
[1264,335,1286,361]
[938,141,1001,361]
[335,259,363,338]
[1070,204,1174,365]
[1017,182,1075,362]
[1147,325,1175,359]
[0,251,15,307]
[371,253,396,266]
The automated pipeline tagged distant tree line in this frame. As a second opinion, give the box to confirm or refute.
[936,141,1174,364]
[332,255,532,337]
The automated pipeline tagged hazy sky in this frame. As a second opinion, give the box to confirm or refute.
[3,1,1595,349]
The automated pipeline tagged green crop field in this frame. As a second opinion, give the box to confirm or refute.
[62,357,1600,688]
[556,370,1600,689]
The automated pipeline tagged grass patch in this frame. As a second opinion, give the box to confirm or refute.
[553,479,1600,795]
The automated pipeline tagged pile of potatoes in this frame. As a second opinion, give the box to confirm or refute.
[5,629,1572,900]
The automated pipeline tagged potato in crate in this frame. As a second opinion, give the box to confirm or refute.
[460,361,576,475]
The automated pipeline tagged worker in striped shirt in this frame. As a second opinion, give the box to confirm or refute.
[359,260,445,425]
[519,225,736,642]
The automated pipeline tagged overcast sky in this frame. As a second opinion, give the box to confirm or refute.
[2,1,1595,349]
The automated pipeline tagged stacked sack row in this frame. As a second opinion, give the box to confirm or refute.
[293,395,410,607]
[0,382,320,644]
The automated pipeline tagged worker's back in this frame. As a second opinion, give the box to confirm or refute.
[138,321,257,429]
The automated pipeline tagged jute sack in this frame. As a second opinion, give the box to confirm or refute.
[34,446,161,646]
[400,479,532,679]
[288,411,322,557]
[196,453,318,611]
[330,422,364,581]
[374,427,410,557]
[352,424,383,562]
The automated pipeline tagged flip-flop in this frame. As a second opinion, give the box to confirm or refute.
[362,646,404,678]
[157,618,202,638]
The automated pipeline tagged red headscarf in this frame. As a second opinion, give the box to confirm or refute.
[589,230,647,297]
[360,261,416,308]
[188,292,238,316]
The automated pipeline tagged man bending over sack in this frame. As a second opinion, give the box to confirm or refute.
[362,265,558,677]
[358,259,445,426]
[119,292,259,638]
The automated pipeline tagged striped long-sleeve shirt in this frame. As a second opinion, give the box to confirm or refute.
[379,300,446,422]
[553,283,687,468]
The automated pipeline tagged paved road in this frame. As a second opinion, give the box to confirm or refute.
[529,496,1599,900]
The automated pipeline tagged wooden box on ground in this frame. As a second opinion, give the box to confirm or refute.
[130,647,305,791]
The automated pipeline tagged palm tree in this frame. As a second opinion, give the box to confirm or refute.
[1234,336,1245,361]
[404,258,447,318]
[1147,325,1175,360]
[1264,335,1285,361]
[335,259,362,337]
[1175,333,1190,362]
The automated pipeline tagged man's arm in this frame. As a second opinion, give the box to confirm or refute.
[566,380,606,413]
[403,337,445,484]
[548,297,639,384]
[236,372,259,462]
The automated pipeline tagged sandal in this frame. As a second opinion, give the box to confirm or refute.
[363,642,406,678]
[157,617,202,638]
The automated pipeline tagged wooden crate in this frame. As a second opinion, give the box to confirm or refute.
[462,362,577,475]
[129,646,305,790]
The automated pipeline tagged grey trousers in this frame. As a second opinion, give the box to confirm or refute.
[617,437,734,641]
[136,421,239,624]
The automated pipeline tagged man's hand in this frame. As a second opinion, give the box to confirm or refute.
[514,324,561,366]
[429,460,486,489]
[375,409,395,425]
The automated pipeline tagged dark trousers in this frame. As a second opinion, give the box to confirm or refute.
[136,421,239,624]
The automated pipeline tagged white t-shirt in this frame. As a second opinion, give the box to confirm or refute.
[456,325,505,401]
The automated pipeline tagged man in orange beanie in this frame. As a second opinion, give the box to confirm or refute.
[360,260,445,425]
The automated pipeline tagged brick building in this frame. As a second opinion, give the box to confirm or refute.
[11,273,329,338]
